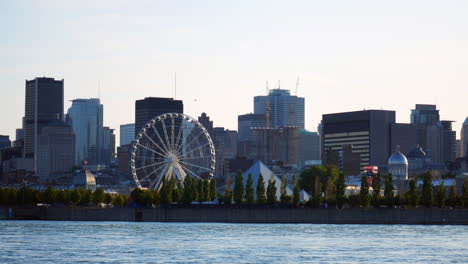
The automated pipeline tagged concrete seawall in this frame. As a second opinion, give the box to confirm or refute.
[2,206,468,225]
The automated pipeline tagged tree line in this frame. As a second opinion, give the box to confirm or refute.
[1,165,468,209]
[0,186,128,207]
[299,166,468,208]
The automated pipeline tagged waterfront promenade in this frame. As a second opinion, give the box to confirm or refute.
[2,206,467,225]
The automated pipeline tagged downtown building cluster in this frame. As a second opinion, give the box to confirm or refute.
[1,77,468,194]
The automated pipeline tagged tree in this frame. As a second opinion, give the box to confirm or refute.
[173,181,183,203]
[233,171,244,204]
[81,189,93,206]
[152,189,161,205]
[70,188,82,205]
[335,173,346,209]
[360,175,370,207]
[463,177,468,208]
[209,179,217,201]
[435,181,446,208]
[372,173,382,207]
[181,177,193,204]
[197,178,205,203]
[203,180,210,202]
[421,172,433,207]
[266,176,277,204]
[92,188,106,205]
[384,174,394,207]
[105,193,113,206]
[280,175,291,203]
[191,178,199,202]
[300,165,325,198]
[256,174,266,204]
[161,178,174,204]
[224,175,233,205]
[407,178,420,207]
[292,175,300,207]
[44,186,57,205]
[447,185,457,207]
[245,174,254,204]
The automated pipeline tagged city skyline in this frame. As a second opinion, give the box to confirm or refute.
[2,1,468,142]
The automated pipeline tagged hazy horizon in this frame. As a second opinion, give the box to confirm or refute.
[2,0,467,143]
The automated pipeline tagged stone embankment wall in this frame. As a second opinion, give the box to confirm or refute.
[1,206,467,225]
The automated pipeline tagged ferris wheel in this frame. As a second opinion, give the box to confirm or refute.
[131,113,216,190]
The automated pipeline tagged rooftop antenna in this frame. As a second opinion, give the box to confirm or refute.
[98,80,101,100]
[278,80,281,89]
[174,72,177,99]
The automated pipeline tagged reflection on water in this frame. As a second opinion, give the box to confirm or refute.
[0,221,467,263]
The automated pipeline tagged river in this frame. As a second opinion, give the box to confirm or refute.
[0,221,467,263]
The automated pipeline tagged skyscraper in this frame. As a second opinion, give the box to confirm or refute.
[297,129,321,169]
[101,127,115,166]
[461,117,468,158]
[135,97,183,136]
[198,113,214,138]
[67,98,103,166]
[24,77,64,171]
[36,120,75,184]
[213,127,238,177]
[321,110,396,169]
[254,89,305,129]
[120,123,135,146]
[237,113,266,157]
[410,104,440,150]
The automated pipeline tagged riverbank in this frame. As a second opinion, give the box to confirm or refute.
[1,206,467,225]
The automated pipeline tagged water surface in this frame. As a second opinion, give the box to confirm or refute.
[0,221,467,263]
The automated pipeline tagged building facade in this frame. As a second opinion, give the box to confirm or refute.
[237,113,266,157]
[213,127,238,178]
[135,97,183,136]
[321,110,396,169]
[254,89,305,129]
[120,123,135,146]
[0,135,11,150]
[461,117,468,158]
[198,113,214,137]
[101,127,115,166]
[67,98,103,166]
[24,77,64,172]
[36,121,75,184]
[297,129,321,169]
[250,126,299,167]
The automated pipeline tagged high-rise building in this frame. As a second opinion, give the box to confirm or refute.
[198,113,214,138]
[36,120,75,184]
[254,89,305,129]
[213,127,238,177]
[321,110,396,169]
[441,121,456,164]
[15,129,24,141]
[410,104,440,150]
[390,123,417,155]
[461,117,468,158]
[237,113,266,157]
[67,98,103,166]
[101,127,116,166]
[135,97,183,136]
[120,123,135,146]
[0,135,11,150]
[23,77,64,171]
[297,129,321,169]
[425,121,456,165]
[250,126,299,167]
[117,144,132,181]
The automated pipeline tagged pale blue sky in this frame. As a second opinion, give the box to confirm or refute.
[1,0,467,142]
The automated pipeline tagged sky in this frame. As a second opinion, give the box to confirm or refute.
[1,0,468,143]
